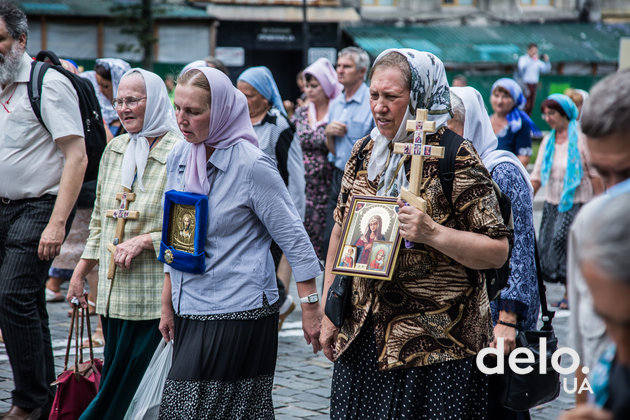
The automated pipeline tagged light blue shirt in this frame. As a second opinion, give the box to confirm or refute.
[517,55,551,84]
[164,141,322,315]
[327,83,375,171]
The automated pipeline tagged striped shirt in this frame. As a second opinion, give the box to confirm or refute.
[82,131,181,320]
[253,107,306,219]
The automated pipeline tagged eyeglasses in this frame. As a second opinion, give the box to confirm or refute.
[112,97,147,110]
[541,110,558,119]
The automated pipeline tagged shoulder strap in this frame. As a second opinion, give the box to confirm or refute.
[341,136,372,207]
[353,135,372,180]
[534,236,555,330]
[27,60,51,130]
[438,129,465,209]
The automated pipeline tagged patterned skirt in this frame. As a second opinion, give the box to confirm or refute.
[50,207,93,272]
[331,316,488,419]
[158,303,279,420]
[538,201,583,284]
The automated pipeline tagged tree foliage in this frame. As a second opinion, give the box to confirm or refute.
[110,0,165,70]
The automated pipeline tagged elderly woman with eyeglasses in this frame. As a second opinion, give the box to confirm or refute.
[67,68,182,419]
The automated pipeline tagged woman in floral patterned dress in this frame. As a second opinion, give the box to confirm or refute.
[292,58,342,259]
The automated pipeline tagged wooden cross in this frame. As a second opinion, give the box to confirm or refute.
[105,188,139,280]
[392,109,444,211]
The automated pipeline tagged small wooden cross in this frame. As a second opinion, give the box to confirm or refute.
[105,188,139,280]
[392,109,444,211]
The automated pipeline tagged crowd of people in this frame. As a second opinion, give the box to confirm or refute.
[1,1,629,419]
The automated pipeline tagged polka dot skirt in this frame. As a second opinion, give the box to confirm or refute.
[331,316,488,419]
[158,375,274,419]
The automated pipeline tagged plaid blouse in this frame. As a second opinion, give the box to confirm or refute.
[82,131,181,320]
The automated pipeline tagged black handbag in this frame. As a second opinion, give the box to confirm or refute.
[498,239,561,411]
[325,275,352,328]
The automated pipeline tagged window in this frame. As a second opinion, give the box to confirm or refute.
[442,0,475,6]
[362,0,397,6]
[158,25,211,63]
[47,23,97,59]
[520,0,553,5]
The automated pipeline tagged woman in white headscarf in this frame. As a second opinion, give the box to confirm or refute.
[45,59,132,312]
[450,86,539,420]
[67,68,182,420]
[320,49,511,418]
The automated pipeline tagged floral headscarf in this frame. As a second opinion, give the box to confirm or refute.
[491,78,541,138]
[366,49,451,197]
[540,93,582,212]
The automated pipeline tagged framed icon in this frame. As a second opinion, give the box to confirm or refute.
[158,189,208,274]
[332,195,402,281]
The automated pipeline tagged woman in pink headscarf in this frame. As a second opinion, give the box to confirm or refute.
[158,67,323,418]
[292,57,342,260]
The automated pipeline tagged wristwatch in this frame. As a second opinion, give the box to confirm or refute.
[299,293,319,304]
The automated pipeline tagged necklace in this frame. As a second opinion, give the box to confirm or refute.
[1,84,18,113]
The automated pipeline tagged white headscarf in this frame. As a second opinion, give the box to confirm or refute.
[451,86,533,199]
[120,68,180,191]
[575,88,589,122]
[367,49,452,197]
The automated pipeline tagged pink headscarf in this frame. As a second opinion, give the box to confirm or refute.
[184,67,259,195]
[303,58,342,100]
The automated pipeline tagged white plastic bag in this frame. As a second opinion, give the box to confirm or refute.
[124,339,173,420]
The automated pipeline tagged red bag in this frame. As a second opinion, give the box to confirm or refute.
[49,307,103,420]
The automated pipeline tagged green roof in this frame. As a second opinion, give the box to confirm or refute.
[346,23,630,64]
[17,0,210,19]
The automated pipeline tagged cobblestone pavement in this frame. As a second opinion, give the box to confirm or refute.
[0,189,578,419]
[0,281,576,419]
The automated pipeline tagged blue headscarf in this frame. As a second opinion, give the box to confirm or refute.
[237,66,286,116]
[491,78,542,138]
[540,93,582,212]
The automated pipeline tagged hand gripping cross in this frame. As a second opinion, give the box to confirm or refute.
[105,188,139,280]
[392,109,445,211]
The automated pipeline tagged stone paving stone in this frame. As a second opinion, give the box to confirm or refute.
[304,415,329,420]
[307,387,331,399]
[294,399,330,412]
[295,393,329,405]
[273,394,297,407]
[274,386,304,397]
[275,406,322,417]
[275,415,301,420]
